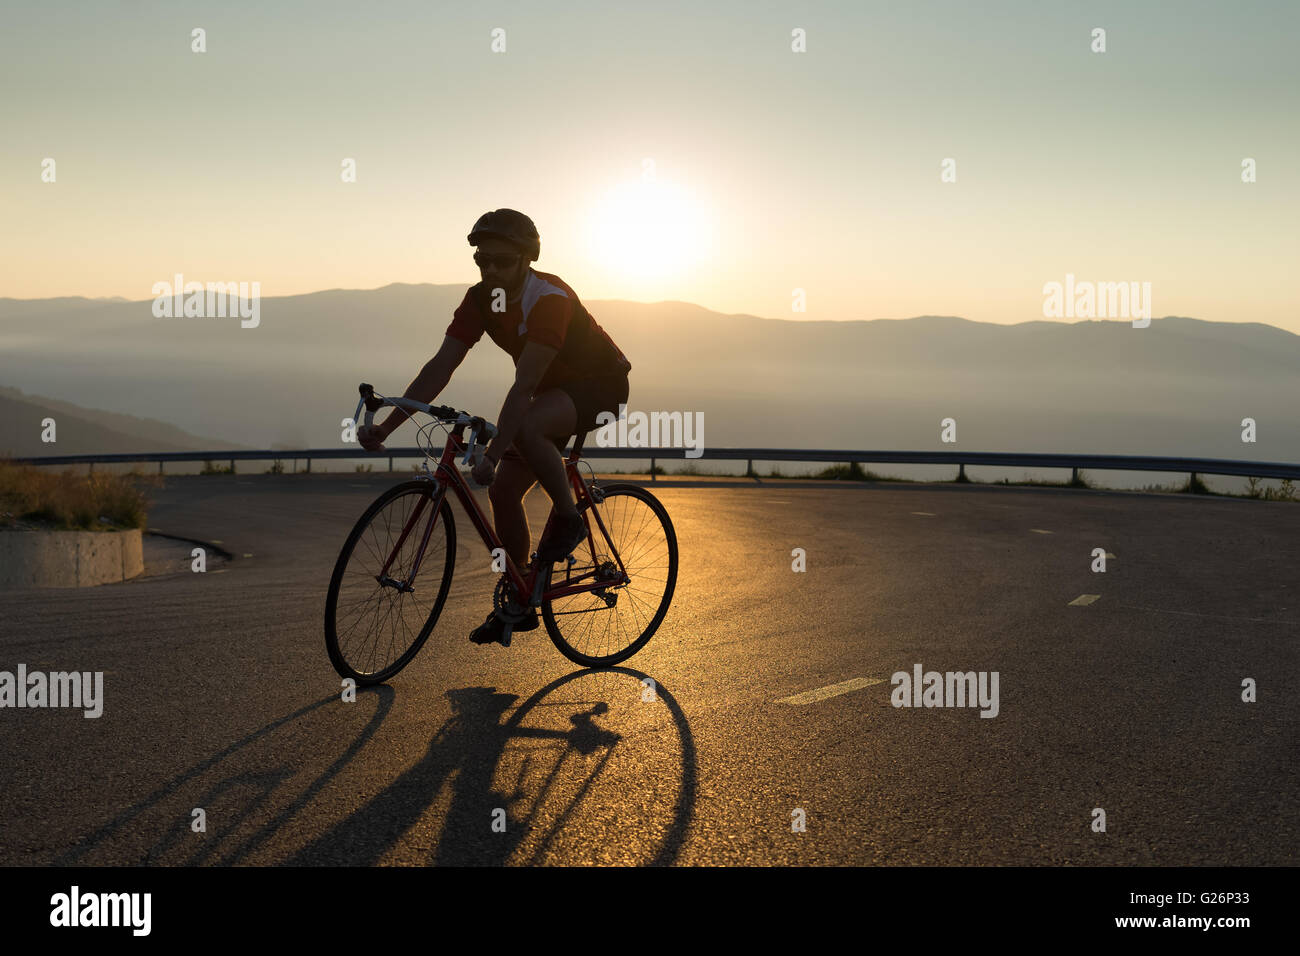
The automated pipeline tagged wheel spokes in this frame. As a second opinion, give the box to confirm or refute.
[331,489,451,677]
[546,489,675,662]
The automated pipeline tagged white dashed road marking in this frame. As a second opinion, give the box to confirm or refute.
[776,677,885,706]
[1069,594,1101,606]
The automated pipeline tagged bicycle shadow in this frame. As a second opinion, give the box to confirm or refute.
[53,689,397,866]
[52,670,694,866]
[289,668,697,866]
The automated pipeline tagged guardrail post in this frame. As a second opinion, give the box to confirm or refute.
[88,461,94,475]
[229,459,234,473]
[650,457,655,482]
[306,458,311,474]
[1072,466,1078,483]
[958,463,965,481]
[747,458,753,477]
[388,455,393,472]
[158,460,163,475]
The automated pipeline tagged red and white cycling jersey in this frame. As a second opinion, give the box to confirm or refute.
[446,270,631,390]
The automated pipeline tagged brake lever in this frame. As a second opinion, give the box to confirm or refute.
[355,383,380,430]
[461,424,480,466]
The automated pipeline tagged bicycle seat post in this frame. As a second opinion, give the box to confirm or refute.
[569,430,587,463]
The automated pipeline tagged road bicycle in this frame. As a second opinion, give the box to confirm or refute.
[325,383,678,684]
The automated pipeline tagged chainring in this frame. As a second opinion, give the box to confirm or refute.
[492,575,532,623]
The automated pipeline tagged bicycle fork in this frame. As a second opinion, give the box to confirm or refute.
[377,483,444,592]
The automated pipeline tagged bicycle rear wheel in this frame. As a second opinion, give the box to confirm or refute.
[541,482,677,667]
[325,480,456,684]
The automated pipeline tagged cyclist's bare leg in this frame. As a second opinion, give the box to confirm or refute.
[514,389,579,519]
[487,456,537,569]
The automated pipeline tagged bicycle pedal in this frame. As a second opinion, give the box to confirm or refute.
[500,624,513,647]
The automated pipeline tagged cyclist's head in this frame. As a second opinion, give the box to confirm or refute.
[469,208,538,296]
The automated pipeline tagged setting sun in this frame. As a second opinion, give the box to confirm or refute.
[583,176,715,288]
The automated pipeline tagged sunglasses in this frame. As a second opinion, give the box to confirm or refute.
[473,251,522,269]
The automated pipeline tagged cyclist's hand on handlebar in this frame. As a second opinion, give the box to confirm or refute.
[357,423,387,452]
[471,455,497,487]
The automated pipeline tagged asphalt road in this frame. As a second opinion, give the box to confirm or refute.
[1,473,1296,865]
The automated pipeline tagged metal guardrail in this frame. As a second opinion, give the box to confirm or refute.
[11,447,1300,484]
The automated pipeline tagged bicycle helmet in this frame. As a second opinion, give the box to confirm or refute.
[467,208,540,262]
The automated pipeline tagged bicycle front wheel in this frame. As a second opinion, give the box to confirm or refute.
[325,480,456,685]
[542,482,677,667]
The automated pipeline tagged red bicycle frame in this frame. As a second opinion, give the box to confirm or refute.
[377,423,629,606]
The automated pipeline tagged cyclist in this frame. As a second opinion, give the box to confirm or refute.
[357,208,632,646]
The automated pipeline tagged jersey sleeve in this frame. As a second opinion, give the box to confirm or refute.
[445,288,485,347]
[524,293,571,351]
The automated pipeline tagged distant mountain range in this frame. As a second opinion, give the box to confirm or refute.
[1,285,1296,481]
[0,385,240,459]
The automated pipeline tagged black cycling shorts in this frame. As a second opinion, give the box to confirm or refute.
[554,370,630,434]
[499,370,630,463]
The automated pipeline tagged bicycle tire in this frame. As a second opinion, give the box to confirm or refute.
[541,482,677,667]
[325,479,456,685]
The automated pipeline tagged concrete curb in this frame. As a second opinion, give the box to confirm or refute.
[144,529,235,563]
[0,528,144,588]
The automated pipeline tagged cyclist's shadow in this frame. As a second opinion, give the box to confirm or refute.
[290,684,620,866]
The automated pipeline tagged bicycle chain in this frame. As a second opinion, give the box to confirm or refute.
[489,479,614,621]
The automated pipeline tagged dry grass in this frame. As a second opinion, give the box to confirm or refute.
[0,459,158,531]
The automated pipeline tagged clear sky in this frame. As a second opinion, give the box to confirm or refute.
[2,0,1297,330]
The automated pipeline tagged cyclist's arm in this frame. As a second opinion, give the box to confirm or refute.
[483,340,557,464]
[377,335,470,438]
